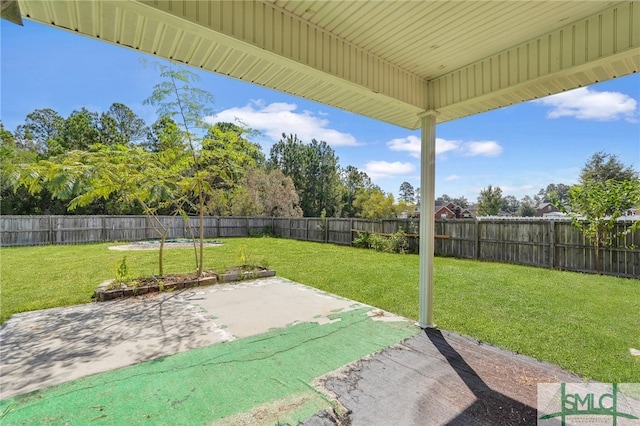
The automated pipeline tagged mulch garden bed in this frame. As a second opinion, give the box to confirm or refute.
[94,267,275,301]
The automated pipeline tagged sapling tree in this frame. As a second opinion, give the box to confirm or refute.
[144,64,258,275]
[552,152,640,274]
[552,179,640,274]
[143,64,216,276]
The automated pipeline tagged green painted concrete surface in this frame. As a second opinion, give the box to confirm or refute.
[0,308,419,425]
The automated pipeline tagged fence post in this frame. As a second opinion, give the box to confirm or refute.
[305,218,309,241]
[474,220,480,259]
[349,219,353,246]
[549,221,556,269]
[49,215,53,245]
[325,218,329,243]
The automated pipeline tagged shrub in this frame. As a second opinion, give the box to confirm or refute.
[388,229,409,254]
[354,229,409,254]
[115,256,130,284]
[369,233,390,252]
[352,231,372,249]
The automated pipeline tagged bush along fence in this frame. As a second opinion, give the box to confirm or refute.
[1,215,638,278]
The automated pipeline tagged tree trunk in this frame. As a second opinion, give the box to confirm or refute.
[198,193,204,276]
[594,235,601,275]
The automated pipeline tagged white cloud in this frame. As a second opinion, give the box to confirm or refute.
[363,161,415,180]
[463,141,503,157]
[445,174,461,181]
[387,136,502,158]
[386,136,421,158]
[535,87,638,122]
[205,101,360,146]
[437,138,462,156]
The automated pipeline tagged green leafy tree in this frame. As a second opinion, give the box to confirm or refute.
[58,108,101,153]
[98,103,148,146]
[502,195,520,216]
[144,64,212,275]
[3,121,71,214]
[144,63,241,276]
[199,123,264,216]
[13,108,64,156]
[396,199,417,217]
[12,144,188,275]
[230,168,302,217]
[477,185,503,216]
[553,179,640,274]
[435,194,452,205]
[209,122,265,167]
[305,139,342,217]
[1,122,42,214]
[451,196,468,208]
[398,181,415,202]
[537,183,571,205]
[340,165,377,217]
[551,152,640,274]
[202,123,264,180]
[580,151,638,183]
[353,187,397,219]
[144,115,185,152]
[269,134,306,187]
[517,195,537,217]
[518,204,537,217]
[268,134,342,217]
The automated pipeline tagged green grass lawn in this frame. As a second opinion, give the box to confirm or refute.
[1,237,638,382]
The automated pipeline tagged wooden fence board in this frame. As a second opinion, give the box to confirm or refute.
[328,219,352,245]
[272,218,291,239]
[1,215,638,278]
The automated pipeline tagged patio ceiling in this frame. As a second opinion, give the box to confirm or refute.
[13,0,640,129]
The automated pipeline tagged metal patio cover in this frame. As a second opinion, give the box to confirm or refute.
[14,1,640,129]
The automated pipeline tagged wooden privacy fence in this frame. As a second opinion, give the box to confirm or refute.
[1,215,638,278]
[0,216,274,246]
[434,218,640,278]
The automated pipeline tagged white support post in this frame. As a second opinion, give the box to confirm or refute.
[418,110,438,328]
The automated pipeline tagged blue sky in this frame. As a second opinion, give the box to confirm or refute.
[2,19,639,203]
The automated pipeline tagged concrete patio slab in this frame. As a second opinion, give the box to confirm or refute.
[0,277,371,400]
[0,276,613,425]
